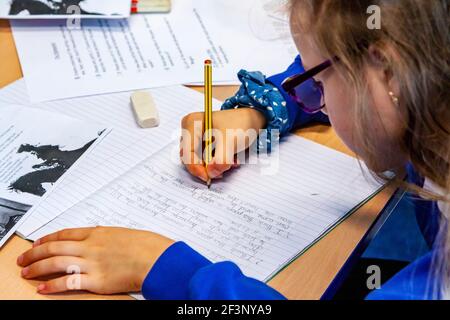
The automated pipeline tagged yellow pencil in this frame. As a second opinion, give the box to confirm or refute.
[204,59,213,188]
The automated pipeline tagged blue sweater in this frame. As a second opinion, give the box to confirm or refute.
[141,57,442,300]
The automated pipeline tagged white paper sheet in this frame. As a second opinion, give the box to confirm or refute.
[0,0,131,19]
[0,79,222,238]
[29,136,382,284]
[11,0,297,102]
[0,104,107,247]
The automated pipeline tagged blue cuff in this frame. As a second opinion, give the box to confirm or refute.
[221,69,290,135]
[141,241,212,300]
[221,70,290,153]
[190,261,287,300]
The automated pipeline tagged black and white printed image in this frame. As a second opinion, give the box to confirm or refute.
[0,104,108,247]
[8,0,100,16]
[8,138,99,197]
[0,197,31,243]
[0,138,99,243]
[0,0,131,18]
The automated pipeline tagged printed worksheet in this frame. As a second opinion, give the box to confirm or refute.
[11,0,297,102]
[0,0,131,19]
[0,104,107,247]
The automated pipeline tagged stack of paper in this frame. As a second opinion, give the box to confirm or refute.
[10,0,297,102]
[0,80,221,241]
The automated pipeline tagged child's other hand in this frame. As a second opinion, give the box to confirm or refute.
[180,108,266,182]
[17,227,174,295]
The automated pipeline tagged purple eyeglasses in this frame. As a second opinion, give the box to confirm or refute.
[281,59,333,114]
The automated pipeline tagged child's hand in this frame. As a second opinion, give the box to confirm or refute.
[17,227,174,295]
[180,108,266,181]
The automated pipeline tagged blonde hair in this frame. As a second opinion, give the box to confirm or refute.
[288,0,450,298]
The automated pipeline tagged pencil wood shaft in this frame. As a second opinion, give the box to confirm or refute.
[204,61,213,187]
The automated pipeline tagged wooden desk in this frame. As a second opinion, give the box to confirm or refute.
[0,20,395,300]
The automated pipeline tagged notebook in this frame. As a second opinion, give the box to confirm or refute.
[29,135,383,284]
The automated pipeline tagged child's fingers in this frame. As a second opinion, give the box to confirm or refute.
[21,256,87,280]
[185,164,209,182]
[180,126,204,165]
[18,241,84,267]
[213,130,236,165]
[232,155,241,168]
[207,160,232,179]
[180,126,210,181]
[34,227,94,247]
[207,133,235,179]
[180,146,204,169]
[37,274,92,295]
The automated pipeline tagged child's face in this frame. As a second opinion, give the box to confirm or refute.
[290,29,408,172]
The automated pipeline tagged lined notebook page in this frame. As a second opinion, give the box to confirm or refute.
[0,80,221,237]
[30,136,381,281]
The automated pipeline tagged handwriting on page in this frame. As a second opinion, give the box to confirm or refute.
[30,136,381,281]
[81,162,298,266]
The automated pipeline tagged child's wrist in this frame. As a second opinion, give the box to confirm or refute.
[244,108,267,130]
[135,235,175,289]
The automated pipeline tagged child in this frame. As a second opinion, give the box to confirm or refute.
[17,0,449,299]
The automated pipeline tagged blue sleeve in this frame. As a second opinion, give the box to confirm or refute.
[267,55,330,132]
[141,242,286,300]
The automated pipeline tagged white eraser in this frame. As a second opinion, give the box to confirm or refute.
[130,91,160,128]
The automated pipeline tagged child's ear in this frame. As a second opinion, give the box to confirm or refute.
[367,44,400,100]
